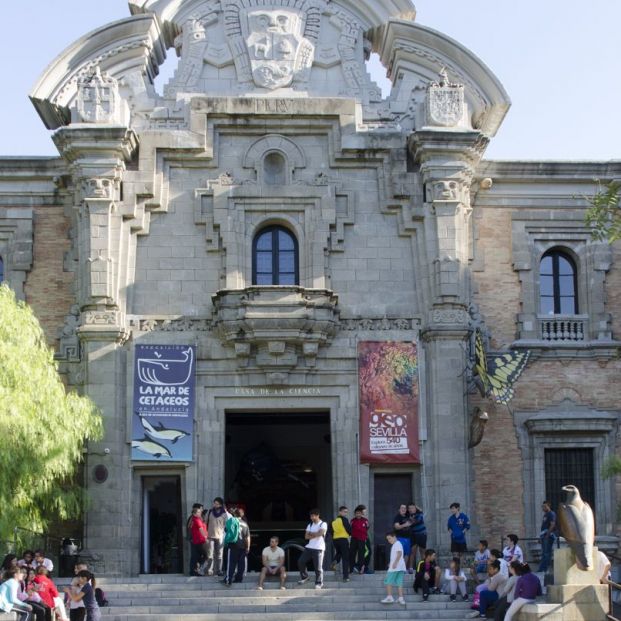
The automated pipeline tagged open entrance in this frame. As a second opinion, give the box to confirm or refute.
[141,476,183,574]
[225,411,332,570]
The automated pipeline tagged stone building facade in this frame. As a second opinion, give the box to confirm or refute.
[0,0,619,575]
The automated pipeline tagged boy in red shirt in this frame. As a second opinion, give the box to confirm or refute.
[349,504,370,574]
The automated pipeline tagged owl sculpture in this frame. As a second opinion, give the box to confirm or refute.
[557,485,595,570]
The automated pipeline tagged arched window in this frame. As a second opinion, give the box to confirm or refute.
[0,255,4,283]
[539,249,578,315]
[253,226,299,285]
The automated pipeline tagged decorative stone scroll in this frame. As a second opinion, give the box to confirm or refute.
[340,318,415,331]
[426,67,465,128]
[75,67,123,124]
[129,316,214,333]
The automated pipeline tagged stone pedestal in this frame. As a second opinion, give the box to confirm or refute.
[545,548,608,621]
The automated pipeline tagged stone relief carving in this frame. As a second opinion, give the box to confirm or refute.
[83,177,116,200]
[223,0,325,90]
[431,309,469,325]
[432,180,462,202]
[129,316,214,332]
[56,304,81,362]
[426,68,465,128]
[340,318,415,331]
[75,67,122,124]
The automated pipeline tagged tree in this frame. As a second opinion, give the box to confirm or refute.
[584,180,621,242]
[0,284,102,542]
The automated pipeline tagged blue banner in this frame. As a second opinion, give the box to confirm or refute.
[131,344,196,461]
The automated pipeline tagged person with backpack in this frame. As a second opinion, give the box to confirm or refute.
[223,508,250,586]
[203,497,229,576]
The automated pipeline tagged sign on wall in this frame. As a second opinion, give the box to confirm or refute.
[358,341,420,464]
[131,344,196,462]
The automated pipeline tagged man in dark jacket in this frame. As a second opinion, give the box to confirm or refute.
[328,506,352,581]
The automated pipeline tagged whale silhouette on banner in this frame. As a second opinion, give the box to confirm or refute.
[132,344,196,462]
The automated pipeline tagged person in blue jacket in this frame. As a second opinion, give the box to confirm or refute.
[447,502,470,560]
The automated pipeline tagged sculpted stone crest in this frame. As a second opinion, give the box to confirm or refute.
[75,67,121,124]
[426,67,465,127]
[223,0,324,90]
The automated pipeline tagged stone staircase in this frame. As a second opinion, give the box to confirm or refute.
[85,573,475,621]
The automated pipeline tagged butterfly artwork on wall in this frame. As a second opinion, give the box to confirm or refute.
[471,329,531,405]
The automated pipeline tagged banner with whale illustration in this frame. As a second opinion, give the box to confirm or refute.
[131,344,196,461]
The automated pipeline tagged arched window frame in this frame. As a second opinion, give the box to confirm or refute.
[539,248,578,315]
[252,225,299,286]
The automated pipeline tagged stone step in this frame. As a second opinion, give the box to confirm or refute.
[102,612,471,621]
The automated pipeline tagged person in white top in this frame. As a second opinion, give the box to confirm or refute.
[381,531,407,605]
[596,551,611,584]
[502,535,524,564]
[444,558,468,601]
[257,536,286,591]
[297,509,327,589]
[33,551,54,574]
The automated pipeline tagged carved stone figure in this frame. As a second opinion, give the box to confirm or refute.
[426,67,465,127]
[468,407,489,448]
[432,180,462,202]
[557,485,595,570]
[75,67,121,124]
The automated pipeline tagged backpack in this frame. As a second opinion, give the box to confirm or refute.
[223,516,240,545]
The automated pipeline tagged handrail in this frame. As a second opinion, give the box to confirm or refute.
[607,581,621,621]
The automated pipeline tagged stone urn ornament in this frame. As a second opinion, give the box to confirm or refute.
[557,485,595,570]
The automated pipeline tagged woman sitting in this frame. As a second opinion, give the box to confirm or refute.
[0,567,34,621]
[504,562,542,621]
[444,557,468,601]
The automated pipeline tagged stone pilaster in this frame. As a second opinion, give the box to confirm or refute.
[409,128,488,551]
[53,125,138,575]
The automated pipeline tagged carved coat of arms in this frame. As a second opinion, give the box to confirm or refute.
[426,68,465,127]
[242,9,308,89]
[76,67,120,124]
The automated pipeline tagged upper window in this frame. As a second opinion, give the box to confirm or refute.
[263,152,286,185]
[539,249,578,315]
[253,226,298,286]
[0,255,4,283]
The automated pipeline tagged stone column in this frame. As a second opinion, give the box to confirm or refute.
[408,124,488,552]
[53,124,138,575]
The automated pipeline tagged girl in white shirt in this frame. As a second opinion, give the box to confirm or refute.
[502,535,524,563]
[444,558,468,601]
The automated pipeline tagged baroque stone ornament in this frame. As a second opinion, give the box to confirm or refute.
[426,67,465,128]
[223,0,325,90]
[75,67,121,124]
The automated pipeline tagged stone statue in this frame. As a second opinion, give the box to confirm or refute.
[468,407,489,448]
[557,485,595,570]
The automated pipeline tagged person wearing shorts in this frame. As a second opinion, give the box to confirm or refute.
[381,532,406,605]
[447,502,470,560]
[407,503,427,572]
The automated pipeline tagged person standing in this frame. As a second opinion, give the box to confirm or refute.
[64,571,101,621]
[447,502,470,560]
[381,531,406,605]
[224,509,250,586]
[204,497,228,576]
[407,503,427,573]
[537,500,557,573]
[328,506,351,581]
[188,505,208,576]
[298,509,327,590]
[392,504,412,570]
[349,505,370,574]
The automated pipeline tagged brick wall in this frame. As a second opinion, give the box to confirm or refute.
[471,203,621,545]
[24,205,75,348]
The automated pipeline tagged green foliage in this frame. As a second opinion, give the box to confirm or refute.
[584,180,621,242]
[601,455,621,480]
[0,284,102,542]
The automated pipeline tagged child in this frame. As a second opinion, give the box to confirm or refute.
[64,570,101,621]
[490,549,509,579]
[472,540,491,582]
[381,532,406,605]
[413,548,441,601]
[0,567,33,621]
[502,534,524,563]
[67,562,89,621]
[444,558,468,601]
[349,505,369,574]
[447,502,470,560]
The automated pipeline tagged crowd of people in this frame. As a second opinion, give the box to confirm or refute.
[187,495,613,620]
[0,550,102,621]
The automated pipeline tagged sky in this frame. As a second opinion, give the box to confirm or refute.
[0,0,619,161]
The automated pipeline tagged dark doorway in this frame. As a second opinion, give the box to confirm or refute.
[225,411,332,570]
[545,448,595,517]
[373,473,412,569]
[141,476,183,574]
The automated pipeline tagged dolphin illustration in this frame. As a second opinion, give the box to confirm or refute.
[139,415,189,444]
[131,437,172,459]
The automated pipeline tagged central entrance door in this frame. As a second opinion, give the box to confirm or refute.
[225,411,332,570]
